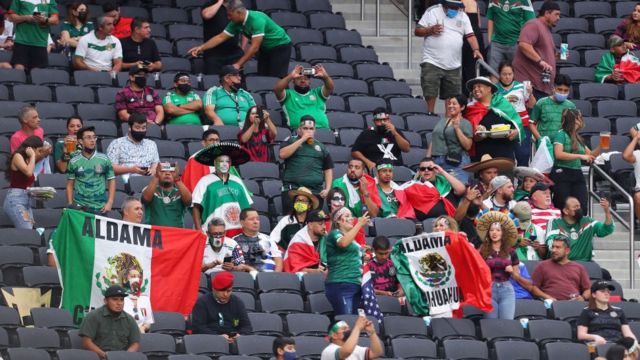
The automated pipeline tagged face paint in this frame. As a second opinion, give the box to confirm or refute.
[216,156,231,174]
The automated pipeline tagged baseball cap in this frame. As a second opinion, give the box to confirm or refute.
[490,175,511,194]
[129,66,147,75]
[220,65,240,77]
[530,182,551,196]
[307,209,329,223]
[104,285,128,298]
[174,71,190,82]
[591,280,615,293]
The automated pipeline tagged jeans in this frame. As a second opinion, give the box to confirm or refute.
[3,188,33,229]
[514,128,532,167]
[486,281,515,320]
[325,282,361,315]
[433,154,471,184]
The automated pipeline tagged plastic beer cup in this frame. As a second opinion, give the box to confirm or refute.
[599,131,611,150]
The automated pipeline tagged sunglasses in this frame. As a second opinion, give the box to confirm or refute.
[419,166,435,171]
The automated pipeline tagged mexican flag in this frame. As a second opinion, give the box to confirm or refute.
[283,225,326,273]
[332,174,382,217]
[391,231,492,316]
[53,209,205,325]
[400,176,456,217]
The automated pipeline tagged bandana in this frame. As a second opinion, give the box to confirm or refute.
[376,163,393,171]
[329,321,348,335]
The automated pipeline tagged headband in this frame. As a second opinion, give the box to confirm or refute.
[329,321,348,335]
[373,112,389,120]
[300,119,315,127]
[376,163,393,171]
[333,207,351,222]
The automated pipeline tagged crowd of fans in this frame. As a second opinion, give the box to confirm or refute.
[1,0,640,358]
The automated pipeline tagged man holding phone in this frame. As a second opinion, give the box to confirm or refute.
[141,162,191,228]
[201,217,253,275]
[120,17,162,72]
[6,0,59,70]
[191,271,253,342]
[320,318,383,360]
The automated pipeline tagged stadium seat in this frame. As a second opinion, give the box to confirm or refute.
[149,312,186,336]
[573,99,593,117]
[31,68,71,86]
[594,18,621,36]
[239,162,280,180]
[321,62,355,79]
[0,228,42,248]
[528,319,573,345]
[7,348,51,360]
[182,334,229,357]
[247,312,284,336]
[545,342,590,360]
[347,96,387,114]
[287,28,324,47]
[325,29,363,48]
[308,293,334,316]
[74,70,113,88]
[36,102,76,120]
[139,333,176,358]
[611,301,640,321]
[255,272,302,294]
[105,351,149,360]
[0,85,7,101]
[332,79,369,97]
[255,0,291,13]
[559,67,596,84]
[67,329,83,349]
[0,246,34,285]
[270,11,307,28]
[430,317,477,341]
[553,17,589,35]
[0,69,27,85]
[308,13,346,31]
[294,0,332,14]
[376,296,403,316]
[120,6,149,19]
[77,104,117,121]
[301,272,325,295]
[514,299,548,320]
[218,357,261,360]
[598,100,637,119]
[161,57,192,73]
[495,341,540,360]
[552,300,587,325]
[325,96,346,112]
[573,2,611,19]
[327,112,364,129]
[48,53,71,70]
[152,7,189,24]
[578,83,619,101]
[617,2,637,17]
[298,45,338,64]
[259,293,304,315]
[389,97,428,116]
[234,292,257,312]
[339,47,379,65]
[442,339,489,359]
[40,119,69,137]
[373,218,415,237]
[169,355,210,360]
[57,349,100,360]
[286,313,330,336]
[155,140,187,159]
[0,101,29,118]
[168,24,203,41]
[55,86,96,104]
[372,80,412,99]
[235,335,276,358]
[391,338,437,358]
[17,327,60,350]
[584,49,609,68]
[478,319,526,343]
[383,315,428,340]
[405,114,439,133]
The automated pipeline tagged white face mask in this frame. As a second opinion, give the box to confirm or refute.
[213,237,224,248]
[216,156,231,174]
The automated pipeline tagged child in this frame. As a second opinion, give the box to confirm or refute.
[368,236,404,297]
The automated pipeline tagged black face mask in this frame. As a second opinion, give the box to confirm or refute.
[342,330,352,341]
[573,208,584,222]
[499,80,513,87]
[229,82,241,93]
[348,176,360,185]
[83,146,95,154]
[131,130,146,142]
[77,11,88,22]
[177,83,191,94]
[375,125,387,134]
[133,76,146,88]
[294,85,310,94]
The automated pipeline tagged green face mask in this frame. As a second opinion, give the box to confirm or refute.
[293,202,309,213]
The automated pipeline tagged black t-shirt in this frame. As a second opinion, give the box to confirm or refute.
[121,37,160,64]
[475,111,516,161]
[201,0,241,56]
[351,128,406,166]
[577,306,628,342]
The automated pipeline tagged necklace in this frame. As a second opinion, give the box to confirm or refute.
[159,187,174,204]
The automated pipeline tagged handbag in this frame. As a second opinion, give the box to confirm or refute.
[443,119,462,166]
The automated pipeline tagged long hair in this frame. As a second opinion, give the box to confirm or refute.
[479,222,511,259]
[605,344,628,360]
[5,136,43,181]
[626,4,640,44]
[65,2,88,24]
[434,215,459,232]
[240,105,266,134]
[587,289,611,311]
[560,109,585,153]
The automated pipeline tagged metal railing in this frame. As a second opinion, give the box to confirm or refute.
[588,164,636,288]
[360,0,382,36]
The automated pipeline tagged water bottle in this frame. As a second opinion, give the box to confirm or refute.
[63,43,71,60]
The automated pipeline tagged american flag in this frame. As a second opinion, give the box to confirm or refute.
[361,264,383,323]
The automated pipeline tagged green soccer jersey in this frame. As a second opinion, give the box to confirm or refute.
[62,21,94,39]
[142,186,187,228]
[223,10,290,50]
[10,0,59,47]
[163,90,202,125]
[282,137,333,194]
[67,151,115,212]
[203,86,255,126]
[553,130,585,170]
[546,217,615,261]
[377,185,399,218]
[281,87,329,129]
[486,0,535,46]
[325,229,362,285]
[530,97,576,142]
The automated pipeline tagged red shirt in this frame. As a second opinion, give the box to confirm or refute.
[10,128,44,152]
[238,128,274,162]
[113,16,133,39]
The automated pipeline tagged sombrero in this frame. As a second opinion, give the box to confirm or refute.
[514,166,545,181]
[194,142,250,166]
[288,186,320,209]
[463,154,515,173]
[466,76,498,93]
[476,211,518,247]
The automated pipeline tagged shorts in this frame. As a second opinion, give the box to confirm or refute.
[420,62,461,99]
[11,43,48,69]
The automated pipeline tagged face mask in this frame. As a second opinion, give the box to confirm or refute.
[216,159,230,174]
[283,351,297,360]
[83,146,95,154]
[133,76,146,88]
[294,85,310,94]
[177,83,191,94]
[375,125,387,134]
[293,202,309,213]
[77,11,88,22]
[554,92,568,102]
[209,236,223,248]
[342,330,352,341]
[573,208,584,222]
[348,176,360,185]
[229,82,241,93]
[446,8,458,18]
[499,80,513,87]
[131,130,146,142]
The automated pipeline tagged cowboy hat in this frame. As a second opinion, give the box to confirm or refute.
[476,211,518,247]
[194,142,250,166]
[514,166,545,181]
[288,186,320,209]
[463,154,515,173]
[466,76,498,93]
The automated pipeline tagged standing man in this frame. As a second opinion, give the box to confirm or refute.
[141,163,191,228]
[283,209,329,273]
[351,108,410,171]
[280,116,334,212]
[200,0,243,75]
[191,271,253,342]
[192,142,253,235]
[233,208,282,272]
[6,0,58,70]
[115,67,164,124]
[203,65,255,126]
[486,0,535,71]
[106,113,160,181]
[332,159,381,218]
[415,0,483,114]
[274,64,334,129]
[512,0,561,99]
[73,15,122,73]
[189,0,292,78]
[120,17,162,72]
[320,319,383,360]
[66,126,116,214]
[163,72,203,125]
[546,196,614,262]
[79,285,140,358]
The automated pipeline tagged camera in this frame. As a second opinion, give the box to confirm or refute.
[160,162,175,172]
[301,68,316,76]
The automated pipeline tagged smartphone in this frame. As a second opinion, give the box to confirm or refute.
[223,256,233,263]
[301,68,316,76]
[33,11,41,16]
[257,106,264,122]
[160,162,175,172]
[229,332,238,338]
[139,166,149,171]
[142,60,151,66]
[357,308,366,317]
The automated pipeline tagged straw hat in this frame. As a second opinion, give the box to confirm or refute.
[288,187,319,209]
[476,211,519,247]
[514,166,545,181]
[463,154,515,173]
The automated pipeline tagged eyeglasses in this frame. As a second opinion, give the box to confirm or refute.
[82,136,98,140]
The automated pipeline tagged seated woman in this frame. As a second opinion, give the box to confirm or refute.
[59,2,94,53]
[270,187,318,250]
[578,281,637,344]
[615,3,640,51]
